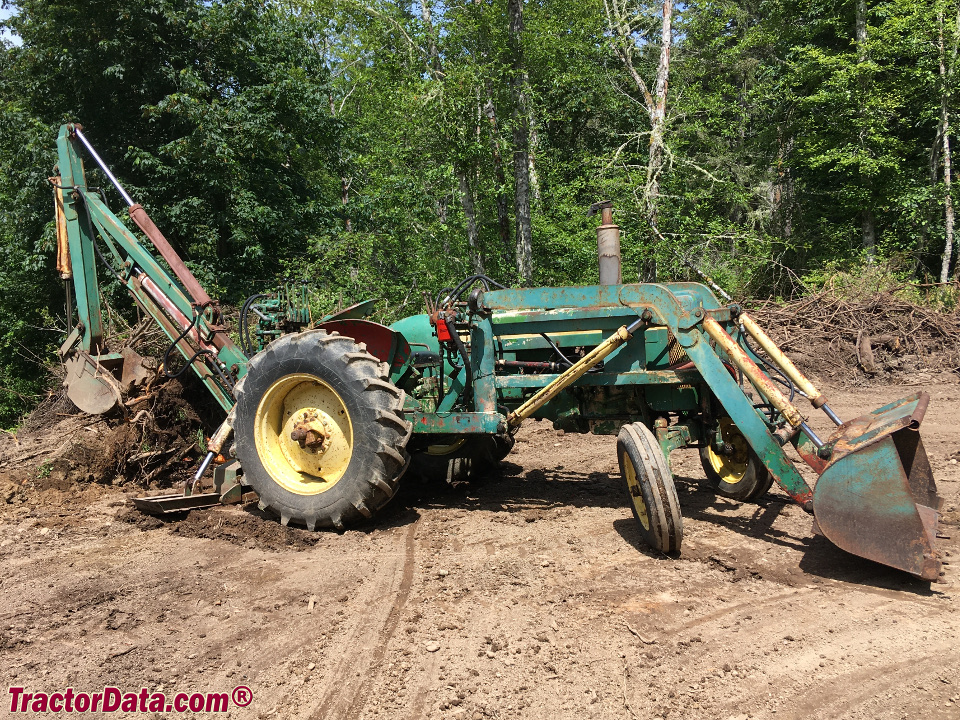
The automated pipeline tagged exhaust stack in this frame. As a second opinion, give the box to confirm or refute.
[590,200,621,284]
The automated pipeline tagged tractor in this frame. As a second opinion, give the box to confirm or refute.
[49,124,943,581]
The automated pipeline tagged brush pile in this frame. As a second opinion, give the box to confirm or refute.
[749,288,960,384]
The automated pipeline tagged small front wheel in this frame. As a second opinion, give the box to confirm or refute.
[700,417,774,502]
[617,422,683,553]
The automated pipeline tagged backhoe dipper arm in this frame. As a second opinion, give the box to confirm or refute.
[53,124,247,412]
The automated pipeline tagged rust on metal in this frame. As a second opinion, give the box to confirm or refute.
[51,177,72,279]
[290,411,332,451]
[126,205,229,343]
[129,273,234,410]
[590,200,622,285]
[812,392,943,581]
[740,313,827,407]
[702,316,805,428]
[63,350,123,415]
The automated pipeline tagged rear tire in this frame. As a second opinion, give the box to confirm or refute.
[700,417,773,502]
[233,330,411,530]
[617,422,683,553]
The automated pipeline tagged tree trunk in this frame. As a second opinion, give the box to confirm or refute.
[938,6,960,281]
[856,0,875,262]
[458,171,484,274]
[508,0,534,284]
[603,0,673,231]
[646,0,672,229]
[773,128,795,242]
[483,94,514,260]
[862,209,875,262]
[329,91,353,232]
[419,0,442,74]
[528,109,542,203]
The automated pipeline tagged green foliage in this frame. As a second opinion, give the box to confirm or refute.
[1,0,958,427]
[0,0,342,426]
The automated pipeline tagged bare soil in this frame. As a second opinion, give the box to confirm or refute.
[1,378,959,720]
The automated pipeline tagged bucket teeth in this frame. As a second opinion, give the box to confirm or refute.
[258,500,268,512]
[280,514,291,527]
[305,516,318,532]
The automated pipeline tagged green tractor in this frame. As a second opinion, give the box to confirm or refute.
[51,124,943,581]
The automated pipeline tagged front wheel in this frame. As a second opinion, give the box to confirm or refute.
[618,422,683,553]
[233,330,411,530]
[699,417,773,502]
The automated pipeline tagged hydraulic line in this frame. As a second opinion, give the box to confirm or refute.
[508,317,645,429]
[444,317,473,398]
[73,126,135,206]
[239,293,267,356]
[738,313,843,426]
[540,332,602,373]
[702,316,825,449]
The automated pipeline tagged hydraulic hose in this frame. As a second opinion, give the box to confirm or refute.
[444,317,473,399]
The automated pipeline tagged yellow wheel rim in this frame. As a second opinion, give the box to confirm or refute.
[425,438,468,456]
[623,452,650,530]
[254,373,353,495]
[705,418,750,486]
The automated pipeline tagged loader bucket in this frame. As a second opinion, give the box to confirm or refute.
[812,392,943,581]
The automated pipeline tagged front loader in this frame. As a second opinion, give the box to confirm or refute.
[50,124,943,581]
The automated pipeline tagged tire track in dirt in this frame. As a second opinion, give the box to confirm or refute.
[764,645,960,719]
[704,591,959,719]
[310,518,419,720]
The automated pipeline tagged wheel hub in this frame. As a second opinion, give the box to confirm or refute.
[623,454,650,530]
[707,418,750,485]
[290,411,332,452]
[254,374,354,494]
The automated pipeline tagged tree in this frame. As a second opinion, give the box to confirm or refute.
[604,0,674,229]
[0,0,343,425]
[935,2,960,281]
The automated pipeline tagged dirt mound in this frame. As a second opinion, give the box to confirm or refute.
[0,375,223,510]
[116,504,328,551]
[750,289,960,385]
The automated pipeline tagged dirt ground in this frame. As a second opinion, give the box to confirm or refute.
[1,378,959,720]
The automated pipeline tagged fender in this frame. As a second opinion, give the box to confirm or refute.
[317,318,412,381]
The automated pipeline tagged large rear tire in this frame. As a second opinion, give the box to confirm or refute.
[618,422,683,553]
[233,330,411,530]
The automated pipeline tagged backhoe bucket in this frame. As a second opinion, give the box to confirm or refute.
[812,392,942,581]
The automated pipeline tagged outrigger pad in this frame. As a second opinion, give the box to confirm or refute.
[131,493,223,515]
[812,392,942,581]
